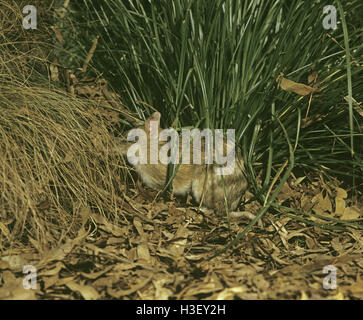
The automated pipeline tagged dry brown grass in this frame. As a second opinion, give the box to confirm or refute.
[0,83,129,248]
[0,0,130,253]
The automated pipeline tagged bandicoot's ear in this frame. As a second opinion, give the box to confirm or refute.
[144,112,161,133]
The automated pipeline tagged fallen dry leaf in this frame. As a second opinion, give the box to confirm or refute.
[341,206,361,220]
[66,281,100,300]
[308,70,318,84]
[278,76,316,96]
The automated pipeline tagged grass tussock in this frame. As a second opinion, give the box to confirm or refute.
[0,1,129,253]
[0,83,128,249]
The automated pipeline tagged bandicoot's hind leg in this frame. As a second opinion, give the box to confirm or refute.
[229,211,255,220]
[230,211,264,227]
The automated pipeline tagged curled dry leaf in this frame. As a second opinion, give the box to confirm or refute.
[137,243,151,261]
[211,286,246,300]
[0,270,37,299]
[312,192,332,215]
[0,255,26,271]
[278,76,315,96]
[335,187,348,216]
[66,281,100,300]
[308,70,318,84]
[341,206,361,220]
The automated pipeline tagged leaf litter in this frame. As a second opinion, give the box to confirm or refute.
[1,167,362,299]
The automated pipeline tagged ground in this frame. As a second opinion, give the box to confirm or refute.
[1,173,362,299]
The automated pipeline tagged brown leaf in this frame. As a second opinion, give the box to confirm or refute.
[79,266,113,280]
[137,243,151,261]
[279,77,315,96]
[133,217,145,238]
[0,255,26,271]
[38,262,64,276]
[312,192,332,215]
[336,187,348,199]
[331,237,343,253]
[43,275,59,290]
[341,206,361,220]
[107,276,152,298]
[335,197,346,215]
[50,26,63,43]
[38,229,88,267]
[66,281,100,300]
[0,271,37,299]
[308,71,318,84]
[153,279,173,299]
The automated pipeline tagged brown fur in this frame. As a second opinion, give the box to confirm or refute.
[117,112,248,214]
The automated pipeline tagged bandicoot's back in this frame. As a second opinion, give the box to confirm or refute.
[117,112,247,214]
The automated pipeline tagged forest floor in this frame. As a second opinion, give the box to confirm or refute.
[1,152,362,299]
